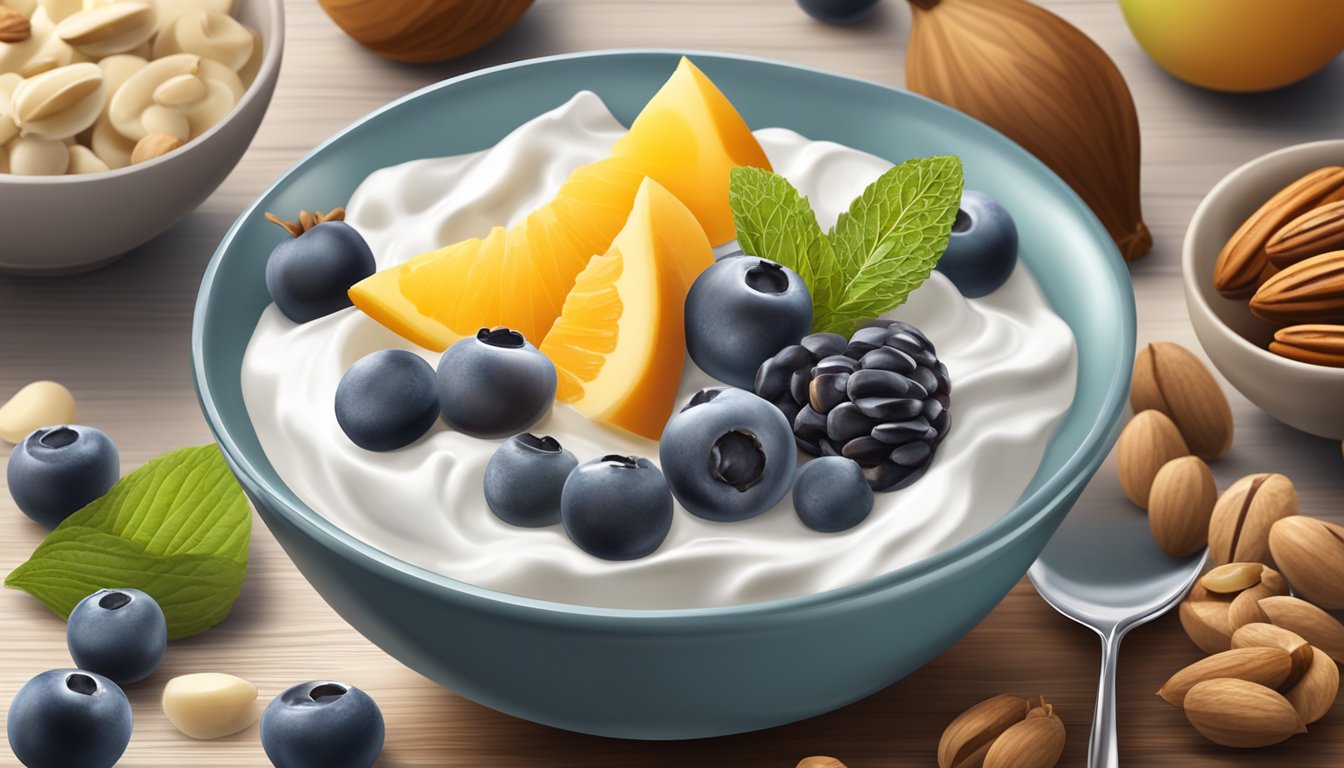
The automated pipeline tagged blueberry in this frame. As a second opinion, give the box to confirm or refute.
[793,457,874,533]
[7,669,131,768]
[936,190,1019,298]
[685,256,812,390]
[260,681,384,768]
[561,455,672,560]
[66,588,167,685]
[659,387,797,522]
[484,433,578,528]
[436,327,557,439]
[7,425,118,529]
[266,222,376,324]
[335,349,439,452]
[797,0,881,24]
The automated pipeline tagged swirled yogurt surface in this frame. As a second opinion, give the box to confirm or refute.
[242,91,1078,609]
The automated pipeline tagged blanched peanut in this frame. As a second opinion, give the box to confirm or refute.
[66,142,107,173]
[154,9,250,71]
[90,113,132,167]
[12,61,104,139]
[162,673,261,740]
[56,2,158,59]
[0,381,76,443]
[8,134,67,174]
[151,0,235,38]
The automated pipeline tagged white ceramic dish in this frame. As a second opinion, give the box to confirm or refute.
[0,0,284,276]
[1183,139,1344,439]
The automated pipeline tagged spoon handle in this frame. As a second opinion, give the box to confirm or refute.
[1089,631,1122,768]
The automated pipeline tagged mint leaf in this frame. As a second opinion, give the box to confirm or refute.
[823,156,964,334]
[6,445,251,640]
[729,166,841,321]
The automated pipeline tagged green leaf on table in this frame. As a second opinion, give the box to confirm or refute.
[727,155,965,336]
[5,444,251,640]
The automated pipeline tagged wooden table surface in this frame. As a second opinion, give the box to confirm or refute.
[2,1,1343,765]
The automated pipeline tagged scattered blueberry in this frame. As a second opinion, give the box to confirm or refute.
[685,256,813,390]
[7,669,131,768]
[561,455,673,560]
[936,190,1019,298]
[66,589,167,686]
[484,433,578,527]
[260,681,384,768]
[793,457,874,532]
[7,425,118,529]
[757,322,951,492]
[266,222,376,324]
[659,387,797,522]
[436,327,557,439]
[335,349,439,451]
[797,0,881,24]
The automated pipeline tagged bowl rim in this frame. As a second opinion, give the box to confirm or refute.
[193,48,1135,622]
[1181,138,1344,378]
[0,0,285,184]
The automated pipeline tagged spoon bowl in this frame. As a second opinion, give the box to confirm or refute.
[1030,478,1206,767]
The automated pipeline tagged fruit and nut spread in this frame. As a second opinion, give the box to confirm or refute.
[241,60,1078,609]
[0,0,262,175]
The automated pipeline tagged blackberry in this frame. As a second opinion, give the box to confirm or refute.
[754,320,951,492]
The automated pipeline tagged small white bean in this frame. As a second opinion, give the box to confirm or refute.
[0,381,76,444]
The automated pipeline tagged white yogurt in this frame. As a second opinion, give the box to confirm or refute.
[242,91,1078,609]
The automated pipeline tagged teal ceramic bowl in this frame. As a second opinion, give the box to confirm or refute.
[192,51,1134,740]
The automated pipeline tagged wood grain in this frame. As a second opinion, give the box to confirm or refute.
[2,0,1343,765]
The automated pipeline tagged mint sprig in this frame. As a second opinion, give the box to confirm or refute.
[729,156,964,335]
[6,445,251,640]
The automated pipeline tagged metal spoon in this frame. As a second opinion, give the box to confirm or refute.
[1029,487,1206,768]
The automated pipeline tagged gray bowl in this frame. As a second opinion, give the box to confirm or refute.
[1183,139,1344,439]
[0,0,283,275]
[193,51,1135,739]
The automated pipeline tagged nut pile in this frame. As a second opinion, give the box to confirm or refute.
[937,693,1065,768]
[1114,339,1344,747]
[1213,166,1344,367]
[0,0,262,174]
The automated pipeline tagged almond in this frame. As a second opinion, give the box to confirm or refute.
[1285,647,1339,725]
[938,694,1028,768]
[1208,474,1298,567]
[797,758,846,768]
[1182,678,1306,748]
[1130,342,1233,460]
[1268,516,1344,609]
[1147,456,1216,557]
[1266,199,1344,266]
[1249,250,1344,325]
[1157,647,1293,707]
[1116,410,1189,509]
[0,6,30,43]
[130,131,182,164]
[1180,596,1234,654]
[1231,623,1315,687]
[1270,324,1344,367]
[982,713,1065,768]
[1258,595,1344,663]
[1228,584,1278,631]
[1215,166,1344,298]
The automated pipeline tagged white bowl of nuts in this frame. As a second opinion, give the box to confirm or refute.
[0,0,282,274]
[1183,139,1344,440]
